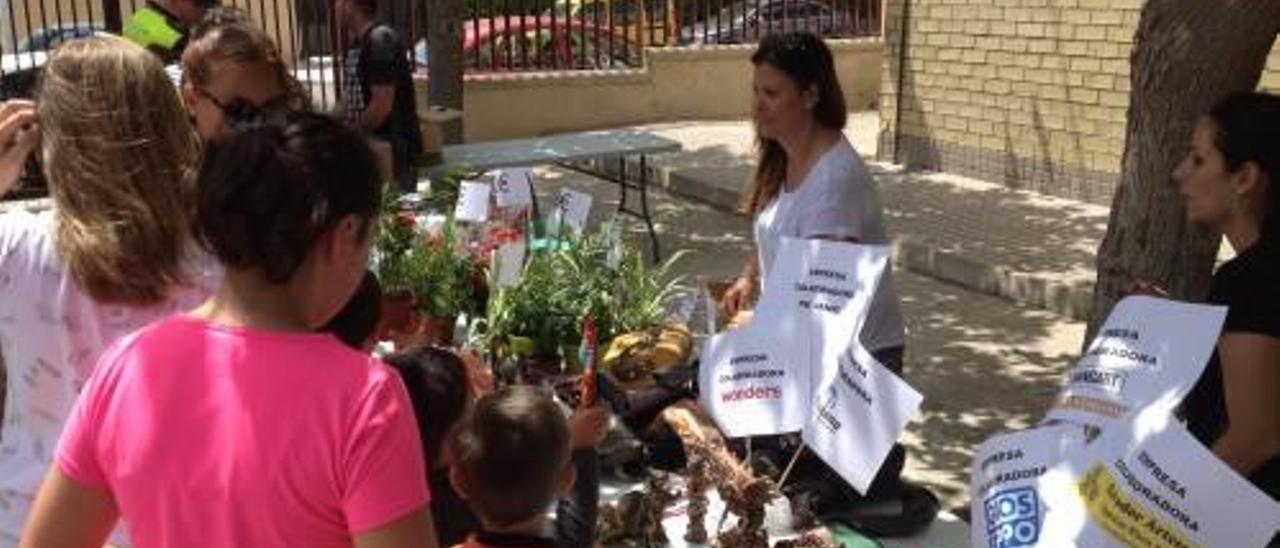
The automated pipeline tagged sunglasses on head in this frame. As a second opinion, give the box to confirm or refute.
[195,87,290,131]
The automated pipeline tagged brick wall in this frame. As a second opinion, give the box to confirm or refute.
[878,0,1280,205]
[1261,48,1280,92]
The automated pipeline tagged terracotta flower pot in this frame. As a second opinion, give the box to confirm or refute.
[379,289,415,337]
[417,313,457,347]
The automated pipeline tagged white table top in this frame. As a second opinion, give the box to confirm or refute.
[431,129,682,175]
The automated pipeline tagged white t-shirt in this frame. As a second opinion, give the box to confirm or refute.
[0,208,214,545]
[753,137,906,352]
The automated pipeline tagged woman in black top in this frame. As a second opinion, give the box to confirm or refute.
[1176,92,1280,499]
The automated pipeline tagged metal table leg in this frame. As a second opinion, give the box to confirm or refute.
[559,154,662,262]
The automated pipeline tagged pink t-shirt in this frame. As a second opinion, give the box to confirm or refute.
[55,315,430,547]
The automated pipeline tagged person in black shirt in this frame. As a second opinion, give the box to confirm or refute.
[335,0,423,193]
[161,0,216,27]
[159,0,220,60]
[1175,92,1280,500]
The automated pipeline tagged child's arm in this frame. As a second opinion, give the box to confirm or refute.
[554,449,600,548]
[20,468,118,548]
[354,509,439,548]
[555,405,609,547]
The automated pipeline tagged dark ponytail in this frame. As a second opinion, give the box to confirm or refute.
[1208,92,1280,240]
[195,112,382,283]
[383,346,470,465]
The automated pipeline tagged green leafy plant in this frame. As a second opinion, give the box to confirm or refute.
[424,169,464,212]
[402,218,480,319]
[613,247,690,334]
[372,193,418,293]
[481,249,580,358]
[476,218,689,361]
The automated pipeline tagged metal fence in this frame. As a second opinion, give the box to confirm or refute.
[0,0,426,103]
[0,0,881,90]
[0,0,878,198]
[457,0,881,72]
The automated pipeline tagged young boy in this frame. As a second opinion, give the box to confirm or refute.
[448,386,595,548]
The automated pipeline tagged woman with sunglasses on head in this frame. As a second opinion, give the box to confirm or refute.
[0,36,212,545]
[181,18,309,141]
[719,32,934,534]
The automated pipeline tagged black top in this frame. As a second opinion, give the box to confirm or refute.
[468,531,557,548]
[1182,238,1280,500]
[349,22,422,152]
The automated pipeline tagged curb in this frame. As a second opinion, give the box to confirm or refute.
[627,157,1095,321]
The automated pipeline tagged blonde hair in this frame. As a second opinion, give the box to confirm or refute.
[38,35,201,306]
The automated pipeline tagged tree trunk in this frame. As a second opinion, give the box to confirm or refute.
[1087,0,1280,342]
[427,0,465,143]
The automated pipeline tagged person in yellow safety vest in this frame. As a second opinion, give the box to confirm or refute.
[124,0,218,62]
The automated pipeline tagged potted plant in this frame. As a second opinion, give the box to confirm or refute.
[371,194,419,336]
[401,217,479,346]
[479,248,580,372]
[602,246,693,387]
[476,219,690,377]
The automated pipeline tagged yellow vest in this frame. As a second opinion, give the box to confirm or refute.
[122,6,182,52]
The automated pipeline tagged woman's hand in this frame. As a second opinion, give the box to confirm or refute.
[720,275,758,320]
[0,100,39,199]
[1123,278,1169,298]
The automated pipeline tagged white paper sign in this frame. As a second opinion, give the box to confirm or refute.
[699,315,813,438]
[755,238,891,388]
[1036,407,1280,548]
[550,188,592,235]
[492,241,526,289]
[418,213,448,237]
[454,181,492,223]
[1043,296,1226,432]
[802,341,923,493]
[493,168,534,208]
[970,424,1087,548]
[757,238,890,320]
[606,225,624,270]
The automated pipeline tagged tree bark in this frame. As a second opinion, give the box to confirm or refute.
[1087,0,1280,342]
[427,0,465,143]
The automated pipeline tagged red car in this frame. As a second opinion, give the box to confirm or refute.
[295,16,638,108]
[416,15,641,72]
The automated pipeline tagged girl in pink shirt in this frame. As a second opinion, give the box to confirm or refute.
[21,113,438,547]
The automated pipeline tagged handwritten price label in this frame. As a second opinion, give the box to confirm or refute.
[493,168,533,207]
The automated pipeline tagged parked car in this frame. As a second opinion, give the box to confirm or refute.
[1,22,103,99]
[16,22,102,53]
[435,15,641,71]
[682,0,855,44]
[296,16,639,110]
[545,0,678,47]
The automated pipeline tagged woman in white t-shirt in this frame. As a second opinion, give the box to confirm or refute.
[721,32,912,503]
[0,36,211,545]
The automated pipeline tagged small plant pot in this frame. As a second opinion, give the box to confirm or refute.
[560,341,584,374]
[507,335,536,358]
[380,289,415,336]
[416,313,457,347]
